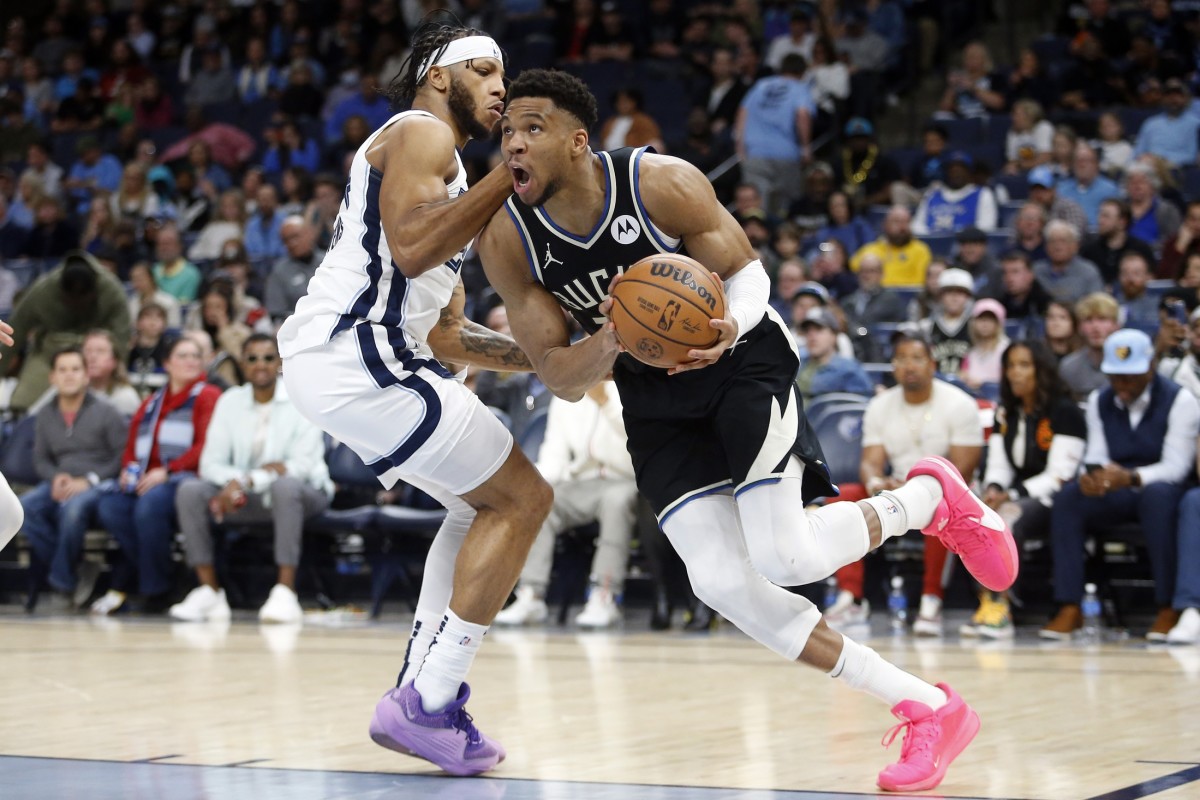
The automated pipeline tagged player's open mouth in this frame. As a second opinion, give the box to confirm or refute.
[512,167,531,194]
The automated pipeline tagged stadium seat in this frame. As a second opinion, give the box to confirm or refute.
[987,229,1014,254]
[920,233,958,258]
[993,173,1030,202]
[1182,165,1200,203]
[938,117,985,147]
[811,405,864,486]
[0,416,39,488]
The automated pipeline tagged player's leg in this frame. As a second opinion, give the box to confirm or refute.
[0,469,23,552]
[663,493,979,793]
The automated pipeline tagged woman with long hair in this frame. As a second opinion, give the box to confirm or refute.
[188,189,246,263]
[965,340,1086,637]
[185,282,250,386]
[959,298,1011,392]
[82,328,142,415]
[813,190,874,256]
[110,162,165,226]
[1042,300,1081,361]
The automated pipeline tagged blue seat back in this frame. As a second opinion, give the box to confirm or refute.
[813,406,864,486]
[0,415,40,487]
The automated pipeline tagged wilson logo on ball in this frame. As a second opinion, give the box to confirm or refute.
[648,262,719,312]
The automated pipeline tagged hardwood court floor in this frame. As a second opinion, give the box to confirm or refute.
[2,608,1199,800]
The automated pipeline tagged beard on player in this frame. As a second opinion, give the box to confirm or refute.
[448,73,497,141]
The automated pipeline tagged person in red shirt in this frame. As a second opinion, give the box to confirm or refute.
[91,336,222,614]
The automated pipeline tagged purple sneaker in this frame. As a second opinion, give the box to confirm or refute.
[369,682,504,776]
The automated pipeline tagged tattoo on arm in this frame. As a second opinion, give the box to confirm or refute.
[459,320,534,370]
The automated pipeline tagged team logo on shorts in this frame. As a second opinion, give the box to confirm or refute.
[636,337,664,361]
[611,215,641,244]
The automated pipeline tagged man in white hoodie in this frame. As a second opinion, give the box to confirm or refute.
[494,380,637,628]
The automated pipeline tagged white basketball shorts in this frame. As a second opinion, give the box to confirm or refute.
[282,321,513,496]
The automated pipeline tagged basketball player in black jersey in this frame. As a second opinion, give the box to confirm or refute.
[477,70,1019,793]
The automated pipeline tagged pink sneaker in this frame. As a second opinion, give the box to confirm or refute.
[369,682,504,776]
[877,683,980,792]
[907,456,1019,592]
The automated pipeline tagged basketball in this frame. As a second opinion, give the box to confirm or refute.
[609,254,726,368]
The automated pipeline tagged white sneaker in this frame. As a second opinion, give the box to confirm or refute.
[1167,607,1200,644]
[169,585,232,622]
[258,584,303,624]
[824,590,870,629]
[575,587,621,629]
[89,590,127,616]
[912,594,944,637]
[494,585,548,626]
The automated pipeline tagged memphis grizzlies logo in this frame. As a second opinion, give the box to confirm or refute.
[611,215,641,244]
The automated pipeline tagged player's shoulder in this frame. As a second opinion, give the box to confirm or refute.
[367,112,456,168]
[636,151,705,185]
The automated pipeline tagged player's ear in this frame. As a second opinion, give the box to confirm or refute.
[571,128,589,154]
[426,64,450,93]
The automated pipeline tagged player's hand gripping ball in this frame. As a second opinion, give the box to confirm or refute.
[608,254,727,368]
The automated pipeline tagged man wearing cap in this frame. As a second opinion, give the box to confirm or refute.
[1027,165,1088,235]
[919,267,974,376]
[1041,328,1200,641]
[1033,219,1104,305]
[850,205,931,287]
[1080,198,1156,285]
[734,53,814,218]
[954,226,1001,296]
[1057,142,1120,229]
[912,151,998,235]
[1135,77,1200,167]
[789,281,856,360]
[836,118,901,207]
[795,308,872,404]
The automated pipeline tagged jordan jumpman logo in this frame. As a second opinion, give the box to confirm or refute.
[544,243,564,269]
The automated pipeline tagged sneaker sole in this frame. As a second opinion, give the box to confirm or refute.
[978,626,1015,640]
[878,707,981,792]
[1038,629,1075,641]
[910,456,1019,592]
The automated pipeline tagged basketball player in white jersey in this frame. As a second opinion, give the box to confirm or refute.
[476,70,1019,793]
[0,318,24,551]
[277,22,551,776]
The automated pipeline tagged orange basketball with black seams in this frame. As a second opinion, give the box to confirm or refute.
[609,254,726,368]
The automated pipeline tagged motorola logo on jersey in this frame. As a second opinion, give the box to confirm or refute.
[610,215,641,244]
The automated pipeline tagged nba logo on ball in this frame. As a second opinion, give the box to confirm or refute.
[611,215,641,244]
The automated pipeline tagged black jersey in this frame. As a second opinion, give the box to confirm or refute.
[504,147,835,516]
[504,147,681,372]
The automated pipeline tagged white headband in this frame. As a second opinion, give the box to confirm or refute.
[417,35,502,84]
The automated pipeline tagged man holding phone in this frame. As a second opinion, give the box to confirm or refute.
[1041,329,1200,640]
[1158,304,1200,399]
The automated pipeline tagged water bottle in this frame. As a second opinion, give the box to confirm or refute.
[122,463,141,494]
[1081,583,1103,642]
[823,577,839,610]
[888,576,908,633]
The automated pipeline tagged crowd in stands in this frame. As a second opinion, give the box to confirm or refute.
[5,0,1200,639]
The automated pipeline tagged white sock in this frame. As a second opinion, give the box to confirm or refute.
[413,610,488,713]
[877,475,944,537]
[396,613,440,687]
[830,634,947,710]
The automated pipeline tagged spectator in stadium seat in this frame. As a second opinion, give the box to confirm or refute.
[0,193,28,259]
[769,258,806,322]
[188,190,245,263]
[1081,198,1156,285]
[912,150,999,235]
[1158,305,1200,401]
[1135,78,1200,168]
[65,136,122,217]
[186,282,251,385]
[1057,143,1120,230]
[265,216,320,324]
[110,163,168,228]
[52,75,104,134]
[1092,111,1134,177]
[835,117,900,208]
[788,163,835,235]
[1056,0,1129,59]
[901,123,949,197]
[843,253,906,332]
[236,37,281,104]
[1042,328,1199,642]
[765,8,815,70]
[1059,33,1123,111]
[1027,165,1089,234]
[128,262,182,330]
[907,258,946,323]
[21,347,127,610]
[185,45,236,108]
[1034,220,1103,305]
[1004,47,1058,112]
[955,226,1000,294]
[813,191,874,256]
[585,1,636,63]
[600,87,665,152]
[21,141,63,201]
[1044,300,1082,363]
[987,250,1052,323]
[1010,201,1049,264]
[851,205,931,287]
[1004,99,1054,175]
[91,336,223,616]
[1115,251,1159,329]
[835,8,890,118]
[919,268,975,376]
[696,48,748,139]
[19,196,78,261]
[808,239,859,301]
[1125,160,1182,247]
[133,75,173,131]
[152,223,202,305]
[1160,201,1200,280]
[938,41,1006,119]
[734,54,813,218]
[243,184,286,264]
[960,298,1011,391]
[796,307,873,404]
[1059,292,1120,400]
[806,36,848,139]
[324,72,390,142]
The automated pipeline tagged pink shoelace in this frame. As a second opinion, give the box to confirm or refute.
[881,713,938,762]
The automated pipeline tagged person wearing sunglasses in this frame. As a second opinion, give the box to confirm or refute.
[169,333,332,624]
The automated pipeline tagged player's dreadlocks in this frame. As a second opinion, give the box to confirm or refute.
[506,69,599,131]
[387,14,493,105]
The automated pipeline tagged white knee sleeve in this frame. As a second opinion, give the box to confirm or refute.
[735,463,870,587]
[0,470,22,552]
[662,493,822,660]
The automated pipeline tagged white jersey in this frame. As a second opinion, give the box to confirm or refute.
[278,109,469,359]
